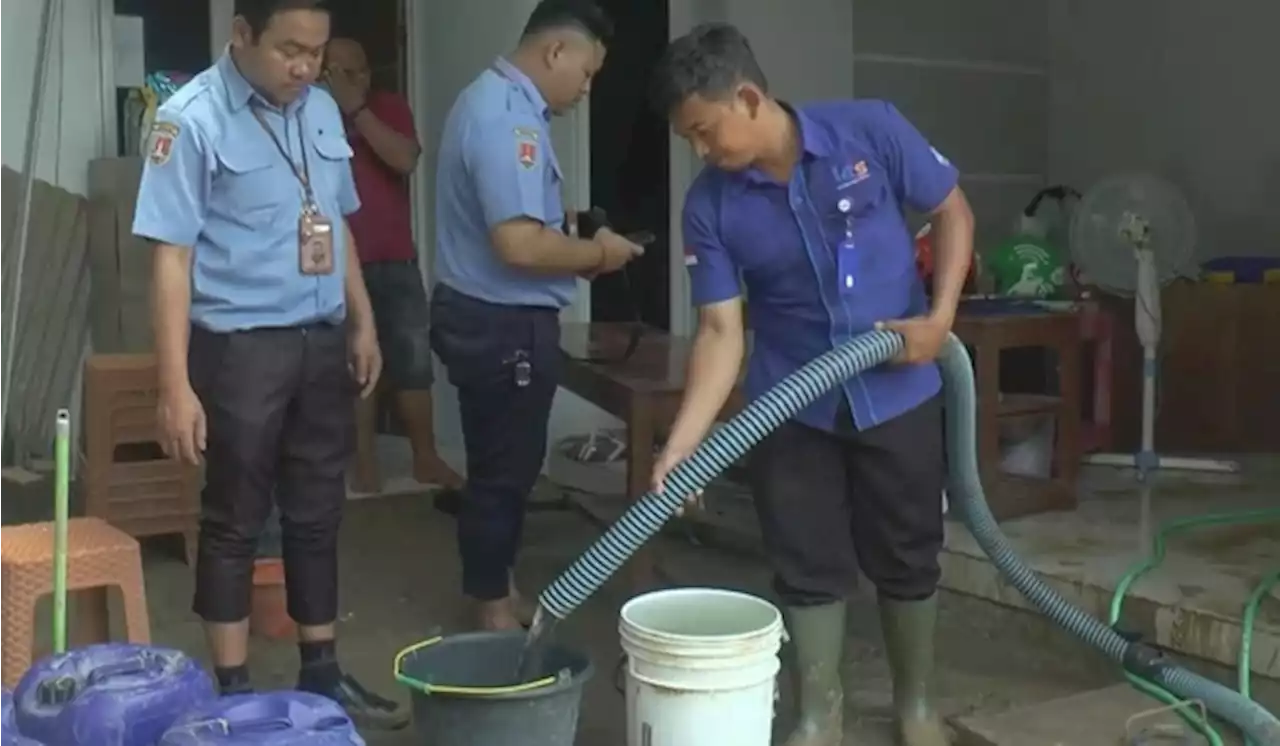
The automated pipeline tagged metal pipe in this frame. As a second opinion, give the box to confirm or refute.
[2,0,60,454]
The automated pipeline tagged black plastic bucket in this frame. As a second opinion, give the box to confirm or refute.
[394,631,593,746]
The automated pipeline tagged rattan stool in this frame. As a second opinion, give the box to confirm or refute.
[1,518,151,688]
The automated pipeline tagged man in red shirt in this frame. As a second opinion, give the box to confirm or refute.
[325,37,462,494]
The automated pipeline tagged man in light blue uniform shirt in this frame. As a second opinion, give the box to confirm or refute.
[132,0,403,729]
[430,0,643,630]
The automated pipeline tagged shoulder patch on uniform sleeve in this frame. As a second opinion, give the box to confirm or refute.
[515,127,538,169]
[146,121,181,166]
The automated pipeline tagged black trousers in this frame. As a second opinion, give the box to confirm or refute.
[189,323,354,625]
[750,394,945,606]
[429,284,560,601]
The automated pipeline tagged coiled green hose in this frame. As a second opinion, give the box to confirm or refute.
[536,332,1279,743]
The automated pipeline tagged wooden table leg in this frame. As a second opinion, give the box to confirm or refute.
[974,341,1028,519]
[974,342,1002,480]
[1054,336,1083,508]
[625,394,661,594]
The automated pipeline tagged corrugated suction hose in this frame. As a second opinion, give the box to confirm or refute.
[537,331,1279,743]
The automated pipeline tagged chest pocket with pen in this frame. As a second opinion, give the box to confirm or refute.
[820,163,911,281]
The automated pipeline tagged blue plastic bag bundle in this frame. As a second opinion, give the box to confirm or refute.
[13,643,215,746]
[159,692,366,746]
[2,690,43,746]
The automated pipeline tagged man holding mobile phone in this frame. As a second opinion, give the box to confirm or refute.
[430,0,643,630]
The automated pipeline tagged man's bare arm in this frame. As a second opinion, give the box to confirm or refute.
[351,108,420,176]
[152,244,194,392]
[490,218,606,274]
[343,221,376,329]
[665,299,747,452]
[927,186,975,324]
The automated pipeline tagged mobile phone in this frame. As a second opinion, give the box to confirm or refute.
[625,230,657,246]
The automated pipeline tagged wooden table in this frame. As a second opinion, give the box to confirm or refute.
[954,310,1083,521]
[559,312,1083,588]
[559,323,744,590]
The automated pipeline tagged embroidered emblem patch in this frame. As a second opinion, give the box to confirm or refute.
[147,121,180,166]
[516,129,538,169]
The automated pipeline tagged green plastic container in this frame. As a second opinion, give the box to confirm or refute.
[986,235,1066,298]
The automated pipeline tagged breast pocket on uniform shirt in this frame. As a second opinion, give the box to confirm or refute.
[213,141,287,229]
[822,170,908,277]
[310,135,354,215]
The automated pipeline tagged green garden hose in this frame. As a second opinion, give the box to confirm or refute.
[1109,509,1280,744]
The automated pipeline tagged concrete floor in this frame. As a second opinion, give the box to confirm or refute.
[942,458,1280,679]
[5,437,1275,744]
[126,489,1212,746]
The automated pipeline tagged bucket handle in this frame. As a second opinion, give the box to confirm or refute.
[613,654,627,695]
[392,636,560,697]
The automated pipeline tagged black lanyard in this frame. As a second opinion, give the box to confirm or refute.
[250,105,316,207]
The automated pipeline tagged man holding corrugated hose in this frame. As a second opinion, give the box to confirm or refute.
[651,23,975,746]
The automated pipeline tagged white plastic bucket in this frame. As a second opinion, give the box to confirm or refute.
[620,588,784,746]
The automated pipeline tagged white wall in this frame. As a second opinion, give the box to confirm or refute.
[850,0,1050,250]
[1048,0,1280,259]
[1,0,113,196]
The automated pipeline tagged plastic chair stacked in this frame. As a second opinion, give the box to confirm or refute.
[1,517,151,688]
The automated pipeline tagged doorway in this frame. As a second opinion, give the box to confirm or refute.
[328,0,405,95]
[589,0,671,331]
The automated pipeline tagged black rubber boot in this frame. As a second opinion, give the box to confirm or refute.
[782,602,846,746]
[879,594,950,746]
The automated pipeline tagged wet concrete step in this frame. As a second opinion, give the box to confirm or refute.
[949,683,1234,746]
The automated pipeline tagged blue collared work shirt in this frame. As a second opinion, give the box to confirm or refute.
[683,100,959,432]
[132,53,361,332]
[434,57,572,308]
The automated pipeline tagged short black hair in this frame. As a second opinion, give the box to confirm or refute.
[235,0,331,38]
[650,23,768,114]
[521,0,614,45]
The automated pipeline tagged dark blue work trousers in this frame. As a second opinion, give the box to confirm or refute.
[429,284,561,601]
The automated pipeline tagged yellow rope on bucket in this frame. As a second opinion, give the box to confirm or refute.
[393,637,559,696]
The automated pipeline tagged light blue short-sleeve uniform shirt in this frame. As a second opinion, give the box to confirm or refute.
[132,53,361,332]
[433,58,572,308]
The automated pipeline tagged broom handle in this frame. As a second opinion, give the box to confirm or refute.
[53,408,70,654]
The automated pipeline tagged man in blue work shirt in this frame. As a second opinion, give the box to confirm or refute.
[133,0,404,729]
[431,0,644,631]
[651,24,975,746]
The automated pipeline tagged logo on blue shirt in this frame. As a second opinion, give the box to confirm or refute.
[832,159,871,189]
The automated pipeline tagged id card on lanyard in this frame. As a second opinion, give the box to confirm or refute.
[251,105,335,275]
[836,197,856,294]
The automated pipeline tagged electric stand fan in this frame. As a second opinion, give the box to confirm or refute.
[1069,173,1239,479]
